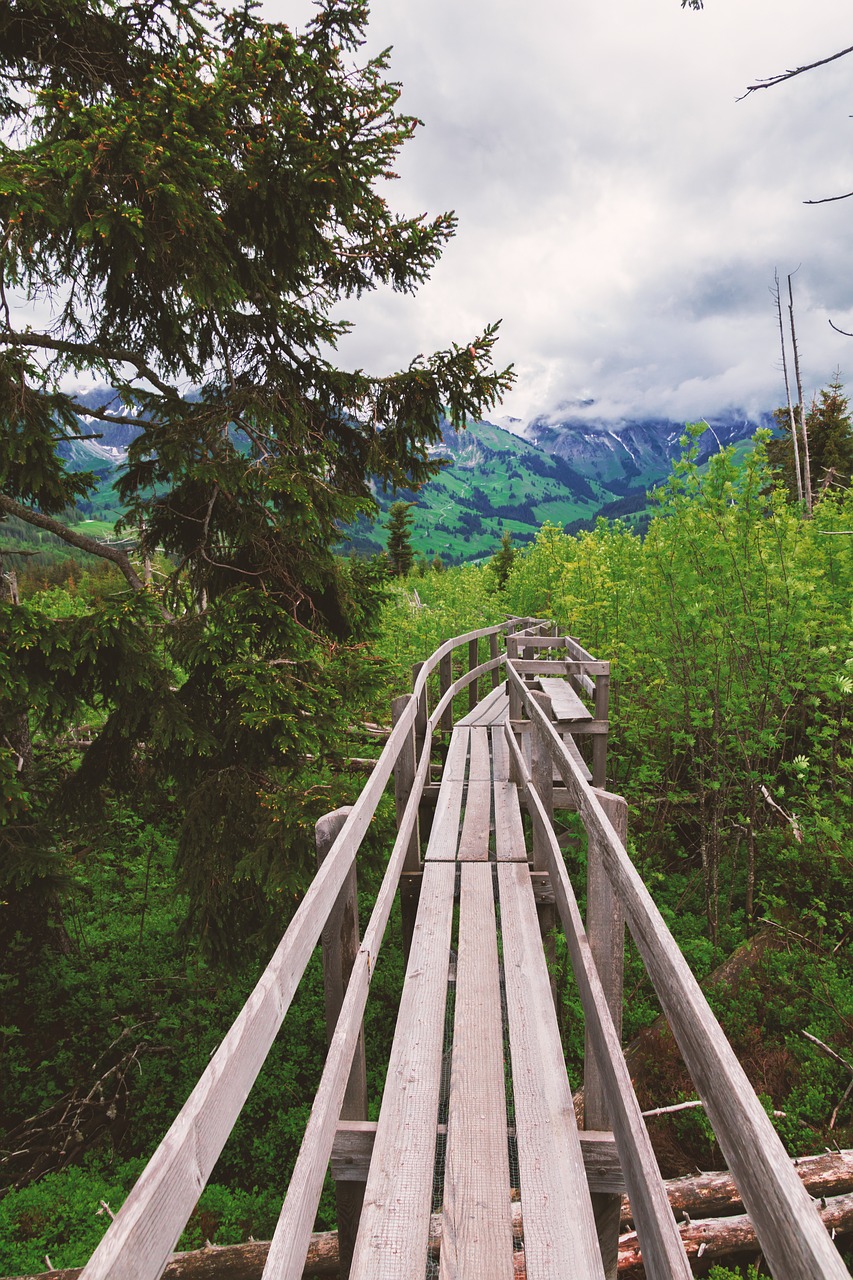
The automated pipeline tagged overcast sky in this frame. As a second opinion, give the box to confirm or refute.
[264,0,853,426]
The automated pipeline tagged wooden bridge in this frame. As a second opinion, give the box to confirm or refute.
[78,620,849,1280]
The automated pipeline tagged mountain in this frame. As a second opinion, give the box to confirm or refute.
[46,390,769,565]
[345,409,768,563]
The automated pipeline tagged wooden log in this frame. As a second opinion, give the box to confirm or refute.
[622,1148,853,1227]
[617,1191,853,1273]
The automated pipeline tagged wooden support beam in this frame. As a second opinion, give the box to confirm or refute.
[391,695,420,963]
[316,810,368,1280]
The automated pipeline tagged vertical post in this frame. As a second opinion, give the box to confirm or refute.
[439,650,453,733]
[468,637,479,712]
[592,671,610,789]
[584,789,627,1279]
[316,808,368,1279]
[530,690,558,1007]
[507,634,521,723]
[392,694,421,964]
[489,631,500,689]
[412,661,428,768]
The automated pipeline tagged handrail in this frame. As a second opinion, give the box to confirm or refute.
[505,659,848,1280]
[79,617,544,1280]
[503,721,691,1280]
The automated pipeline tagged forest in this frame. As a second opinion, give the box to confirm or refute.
[1,425,852,1276]
[1,0,852,1274]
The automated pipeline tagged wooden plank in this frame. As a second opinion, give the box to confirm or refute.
[521,774,691,1280]
[538,676,591,723]
[456,681,505,727]
[457,776,491,862]
[350,862,456,1280]
[490,725,510,783]
[507,662,849,1280]
[440,864,514,1279]
[331,1124,625,1195]
[559,734,592,783]
[262,745,434,1280]
[494,782,527,863]
[483,689,509,725]
[424,735,467,862]
[497,861,605,1278]
[466,727,491,781]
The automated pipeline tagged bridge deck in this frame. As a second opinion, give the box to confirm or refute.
[350,687,605,1279]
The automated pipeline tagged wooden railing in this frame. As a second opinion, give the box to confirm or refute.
[504,654,848,1280]
[78,617,548,1280]
[77,619,848,1280]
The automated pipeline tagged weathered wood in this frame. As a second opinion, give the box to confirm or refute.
[618,1192,853,1272]
[468,637,480,711]
[263,744,433,1280]
[561,733,592,782]
[350,862,456,1280]
[592,673,610,788]
[456,775,490,861]
[538,676,591,722]
[424,730,468,862]
[504,722,692,1279]
[585,791,627,1127]
[411,661,428,765]
[493,782,527,862]
[586,791,627,1278]
[391,695,420,963]
[27,1186,853,1280]
[529,690,553,874]
[506,661,848,1280]
[315,809,368,1280]
[497,860,605,1278]
[331,1122,625,1194]
[440,864,514,1279]
[646,1148,853,1224]
[456,681,506,727]
[490,631,500,688]
[513,658,607,676]
[490,724,510,783]
[439,651,453,732]
[315,812,366,1100]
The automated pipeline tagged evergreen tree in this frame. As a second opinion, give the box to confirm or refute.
[0,0,512,954]
[768,375,853,504]
[385,502,415,576]
[489,528,516,589]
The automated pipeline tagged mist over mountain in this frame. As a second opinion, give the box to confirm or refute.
[52,385,771,563]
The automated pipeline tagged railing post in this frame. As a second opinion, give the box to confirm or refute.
[530,689,558,1006]
[592,671,610,789]
[468,636,479,712]
[507,633,521,722]
[316,807,368,1279]
[584,789,627,1279]
[439,650,453,733]
[412,661,428,767]
[392,694,421,965]
[489,630,500,689]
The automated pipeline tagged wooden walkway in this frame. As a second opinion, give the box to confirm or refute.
[78,621,850,1280]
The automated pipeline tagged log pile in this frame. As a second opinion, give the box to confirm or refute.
[9,1150,853,1280]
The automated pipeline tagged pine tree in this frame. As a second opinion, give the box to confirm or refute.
[768,374,853,504]
[0,0,513,953]
[490,529,516,589]
[386,502,415,576]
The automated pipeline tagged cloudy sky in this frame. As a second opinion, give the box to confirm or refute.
[265,0,853,426]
